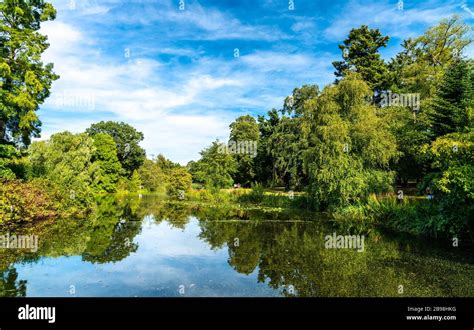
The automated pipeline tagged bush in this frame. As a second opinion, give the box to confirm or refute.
[28,132,96,210]
[331,194,469,237]
[166,167,192,199]
[332,204,376,235]
[248,183,265,203]
[0,180,59,225]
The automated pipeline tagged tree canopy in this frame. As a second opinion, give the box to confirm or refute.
[332,25,389,92]
[86,121,146,176]
[0,0,58,147]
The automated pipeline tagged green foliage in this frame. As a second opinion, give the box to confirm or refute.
[128,170,142,193]
[0,0,59,146]
[189,140,237,188]
[254,109,280,186]
[166,167,192,199]
[91,133,123,193]
[388,16,472,98]
[302,74,397,209]
[28,132,96,212]
[0,268,26,297]
[427,59,473,139]
[380,105,429,183]
[258,86,318,190]
[268,115,307,190]
[228,115,259,186]
[333,191,471,238]
[86,121,146,175]
[244,183,265,203]
[283,85,319,116]
[0,179,58,224]
[420,131,474,235]
[331,204,377,235]
[138,158,167,192]
[139,154,190,197]
[155,154,180,171]
[0,144,19,179]
[332,25,389,92]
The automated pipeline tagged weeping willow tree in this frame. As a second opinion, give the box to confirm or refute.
[302,74,398,210]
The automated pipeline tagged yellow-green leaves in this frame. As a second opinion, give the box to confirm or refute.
[1,0,58,146]
[302,75,398,209]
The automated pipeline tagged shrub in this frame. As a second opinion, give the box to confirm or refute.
[331,194,469,237]
[166,167,192,199]
[0,180,59,225]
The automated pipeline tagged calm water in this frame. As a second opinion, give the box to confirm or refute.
[1,195,473,297]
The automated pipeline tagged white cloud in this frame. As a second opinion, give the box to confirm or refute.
[291,20,316,33]
[324,0,462,40]
[50,0,114,16]
[38,20,252,164]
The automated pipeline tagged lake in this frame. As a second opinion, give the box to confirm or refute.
[1,194,473,297]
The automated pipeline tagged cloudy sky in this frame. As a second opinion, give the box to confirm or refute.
[38,0,474,164]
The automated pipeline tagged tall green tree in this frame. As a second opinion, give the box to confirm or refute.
[0,0,58,147]
[302,74,397,209]
[166,167,192,199]
[385,16,473,183]
[389,16,472,98]
[420,130,474,235]
[28,132,96,209]
[154,153,180,171]
[127,170,142,193]
[91,133,123,193]
[332,25,389,92]
[266,85,318,189]
[254,109,280,186]
[138,158,167,192]
[427,59,473,139]
[189,140,237,189]
[86,121,146,176]
[228,115,259,187]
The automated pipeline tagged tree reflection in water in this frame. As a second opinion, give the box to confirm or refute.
[0,194,472,297]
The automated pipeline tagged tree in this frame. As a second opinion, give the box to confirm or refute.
[380,105,428,184]
[155,153,180,171]
[266,85,318,190]
[166,167,192,199]
[420,130,474,235]
[0,267,26,297]
[0,0,59,147]
[282,84,319,117]
[302,74,397,209]
[389,16,472,98]
[332,25,389,92]
[190,140,237,188]
[268,116,306,190]
[228,115,259,187]
[383,16,473,184]
[254,109,280,186]
[86,121,146,176]
[28,132,96,209]
[0,143,19,179]
[427,59,473,139]
[91,133,123,193]
[127,170,142,193]
[138,158,167,192]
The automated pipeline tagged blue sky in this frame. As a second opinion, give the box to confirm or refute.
[38,0,474,164]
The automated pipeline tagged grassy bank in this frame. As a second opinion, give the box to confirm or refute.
[183,188,472,239]
[185,185,309,210]
[3,180,471,241]
[331,194,473,238]
[0,179,144,227]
